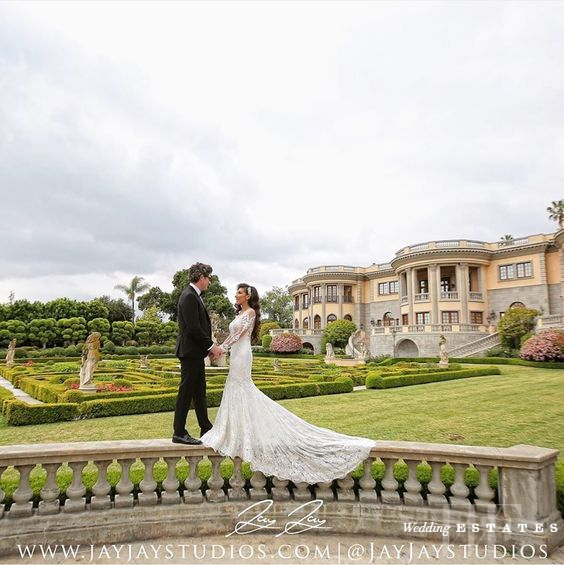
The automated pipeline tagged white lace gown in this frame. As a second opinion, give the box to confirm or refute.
[200,309,376,483]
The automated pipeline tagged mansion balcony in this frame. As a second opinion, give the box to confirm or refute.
[371,323,490,335]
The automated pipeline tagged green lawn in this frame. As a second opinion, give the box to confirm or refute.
[0,364,562,454]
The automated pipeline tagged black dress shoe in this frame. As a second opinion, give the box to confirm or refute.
[172,434,202,445]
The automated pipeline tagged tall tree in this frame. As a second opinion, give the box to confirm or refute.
[114,276,151,323]
[499,234,514,246]
[94,295,133,324]
[260,286,293,327]
[547,199,564,228]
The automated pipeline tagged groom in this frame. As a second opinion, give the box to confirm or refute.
[173,262,223,445]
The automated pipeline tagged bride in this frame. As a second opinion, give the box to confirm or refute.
[200,283,376,484]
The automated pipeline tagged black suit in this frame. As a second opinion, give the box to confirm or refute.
[173,285,214,437]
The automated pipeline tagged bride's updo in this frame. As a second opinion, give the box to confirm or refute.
[236,283,261,343]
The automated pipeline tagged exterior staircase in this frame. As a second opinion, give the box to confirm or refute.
[447,332,500,358]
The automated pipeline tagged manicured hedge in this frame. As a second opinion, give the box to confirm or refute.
[379,357,564,369]
[3,400,80,426]
[366,367,501,389]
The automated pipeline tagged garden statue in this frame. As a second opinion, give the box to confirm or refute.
[140,355,149,369]
[439,334,449,367]
[325,342,335,359]
[273,358,281,371]
[5,339,16,367]
[346,330,370,361]
[79,332,101,391]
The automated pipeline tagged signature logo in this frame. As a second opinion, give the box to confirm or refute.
[226,499,330,537]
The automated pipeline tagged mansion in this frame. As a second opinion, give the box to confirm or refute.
[285,229,564,357]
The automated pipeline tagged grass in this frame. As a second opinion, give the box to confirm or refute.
[0,364,562,509]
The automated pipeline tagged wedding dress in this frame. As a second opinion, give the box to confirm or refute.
[200,309,376,483]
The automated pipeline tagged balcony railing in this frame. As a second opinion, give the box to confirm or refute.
[371,324,488,335]
[469,292,483,301]
[0,440,561,554]
[400,296,408,305]
[440,291,459,300]
[326,296,338,303]
[312,297,322,303]
[343,295,353,303]
[414,293,430,302]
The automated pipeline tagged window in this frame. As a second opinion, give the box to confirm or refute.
[441,311,459,323]
[294,296,300,310]
[499,265,515,280]
[383,312,394,326]
[418,280,428,293]
[302,293,309,308]
[312,286,321,303]
[402,314,409,325]
[516,262,532,278]
[470,311,483,324]
[327,314,337,324]
[303,317,309,329]
[343,285,353,303]
[344,314,352,321]
[378,281,399,295]
[415,312,430,325]
[313,315,321,330]
[327,285,338,302]
[509,301,525,309]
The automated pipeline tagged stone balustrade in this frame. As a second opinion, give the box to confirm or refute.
[370,324,489,336]
[0,440,562,556]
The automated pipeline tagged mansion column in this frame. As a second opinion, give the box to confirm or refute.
[321,284,326,328]
[406,268,414,325]
[338,283,344,319]
[355,282,362,327]
[459,263,469,324]
[430,264,439,324]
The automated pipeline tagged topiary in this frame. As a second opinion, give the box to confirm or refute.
[322,320,356,349]
[262,334,273,350]
[520,330,564,362]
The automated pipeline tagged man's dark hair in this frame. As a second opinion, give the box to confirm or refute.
[189,262,213,283]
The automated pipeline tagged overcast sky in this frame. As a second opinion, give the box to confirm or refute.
[1,1,563,304]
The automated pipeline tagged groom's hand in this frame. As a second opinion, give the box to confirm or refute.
[209,345,223,359]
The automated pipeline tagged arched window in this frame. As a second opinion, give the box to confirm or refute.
[383,312,394,326]
[303,317,309,330]
[344,314,352,321]
[294,319,299,329]
[509,301,526,309]
[314,315,321,330]
[327,314,337,324]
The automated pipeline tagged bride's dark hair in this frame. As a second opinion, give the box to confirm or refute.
[236,283,261,343]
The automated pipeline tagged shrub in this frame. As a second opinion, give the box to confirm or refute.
[259,321,281,340]
[520,330,564,362]
[498,307,539,349]
[322,320,356,349]
[262,334,273,350]
[102,340,116,353]
[271,333,302,353]
[63,377,80,389]
[3,400,80,426]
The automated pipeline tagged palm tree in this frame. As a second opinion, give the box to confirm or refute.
[114,276,151,323]
[499,234,514,246]
[547,200,564,229]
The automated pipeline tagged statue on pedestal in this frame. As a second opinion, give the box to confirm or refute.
[140,355,150,369]
[325,342,336,362]
[5,339,16,368]
[439,334,449,367]
[79,332,101,390]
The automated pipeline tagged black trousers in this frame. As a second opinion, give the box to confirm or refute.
[173,357,213,436]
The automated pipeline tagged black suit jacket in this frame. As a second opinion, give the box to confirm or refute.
[175,285,213,359]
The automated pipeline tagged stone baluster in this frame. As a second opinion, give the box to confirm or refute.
[0,464,5,519]
[450,463,471,510]
[271,476,290,501]
[9,464,34,517]
[114,458,135,508]
[336,473,355,502]
[138,457,158,507]
[474,465,496,513]
[38,463,61,515]
[206,456,226,502]
[292,481,311,502]
[427,461,448,507]
[184,456,203,503]
[381,458,400,504]
[91,460,112,510]
[228,457,247,501]
[314,480,334,502]
[404,460,424,506]
[64,462,86,512]
[358,458,377,502]
[161,457,180,505]
[248,470,267,500]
